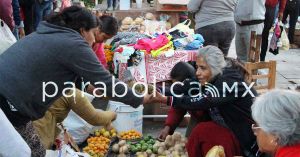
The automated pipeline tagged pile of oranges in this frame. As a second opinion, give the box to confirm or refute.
[83,136,111,157]
[119,130,142,140]
[104,44,114,63]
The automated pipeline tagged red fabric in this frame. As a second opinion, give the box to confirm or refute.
[165,106,204,130]
[266,0,287,14]
[93,43,108,69]
[186,121,242,157]
[0,0,14,31]
[60,0,71,12]
[134,35,169,53]
[276,144,300,157]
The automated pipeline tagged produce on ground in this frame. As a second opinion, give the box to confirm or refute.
[94,127,117,138]
[119,129,142,140]
[205,145,225,157]
[83,136,111,157]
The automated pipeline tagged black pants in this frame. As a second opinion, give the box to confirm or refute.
[196,21,235,56]
[283,0,300,44]
[261,5,276,61]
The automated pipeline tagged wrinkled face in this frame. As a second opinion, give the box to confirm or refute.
[95,29,114,43]
[80,27,98,46]
[252,124,279,154]
[196,57,212,85]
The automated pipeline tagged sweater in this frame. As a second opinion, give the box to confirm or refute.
[266,0,287,14]
[33,89,115,149]
[187,0,237,29]
[0,0,14,30]
[93,43,108,69]
[166,66,258,155]
[0,21,143,120]
[234,0,266,24]
[276,144,300,157]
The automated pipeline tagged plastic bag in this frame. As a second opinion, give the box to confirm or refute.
[143,20,167,35]
[168,19,194,35]
[280,28,289,51]
[62,92,98,144]
[269,22,281,55]
[0,19,17,55]
[45,145,89,157]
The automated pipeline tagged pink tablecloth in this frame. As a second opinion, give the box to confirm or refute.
[119,50,197,83]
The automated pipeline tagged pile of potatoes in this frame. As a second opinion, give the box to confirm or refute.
[136,132,188,157]
[111,140,130,157]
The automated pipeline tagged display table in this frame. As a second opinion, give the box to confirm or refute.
[117,50,197,83]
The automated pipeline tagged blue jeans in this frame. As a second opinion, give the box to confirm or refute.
[107,0,117,8]
[34,1,53,30]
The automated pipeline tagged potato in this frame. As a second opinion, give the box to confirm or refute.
[112,144,119,153]
[174,144,182,152]
[153,143,159,150]
[118,140,126,147]
[172,150,180,156]
[172,132,182,142]
[119,145,129,154]
[159,142,166,148]
[158,147,165,155]
[165,150,171,155]
[117,154,126,157]
[181,137,188,144]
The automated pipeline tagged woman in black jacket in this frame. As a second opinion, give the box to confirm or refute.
[151,46,258,157]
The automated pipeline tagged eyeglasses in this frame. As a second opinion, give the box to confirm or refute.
[252,124,262,130]
[252,124,262,134]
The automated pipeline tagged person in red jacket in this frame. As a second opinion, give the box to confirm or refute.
[261,0,287,61]
[159,62,209,140]
[154,46,258,157]
[252,89,300,157]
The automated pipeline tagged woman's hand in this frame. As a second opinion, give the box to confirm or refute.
[152,91,168,104]
[158,126,171,141]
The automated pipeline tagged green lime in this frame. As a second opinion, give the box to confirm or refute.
[152,147,158,153]
[142,145,148,151]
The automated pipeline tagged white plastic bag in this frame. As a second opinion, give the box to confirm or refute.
[45,145,89,157]
[168,19,194,35]
[62,92,98,144]
[0,19,17,54]
[280,28,290,51]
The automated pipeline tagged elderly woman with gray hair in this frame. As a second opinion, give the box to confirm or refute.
[151,46,258,157]
[251,89,300,157]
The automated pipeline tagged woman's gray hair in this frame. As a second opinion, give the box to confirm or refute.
[251,89,300,146]
[197,46,226,78]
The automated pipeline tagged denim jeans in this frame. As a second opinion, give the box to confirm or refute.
[235,23,264,62]
[34,0,53,30]
[282,0,300,44]
[107,0,117,8]
[261,5,276,61]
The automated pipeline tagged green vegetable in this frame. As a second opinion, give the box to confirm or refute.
[142,145,148,151]
[152,147,158,153]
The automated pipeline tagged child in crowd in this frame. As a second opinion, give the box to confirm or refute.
[159,62,209,140]
[93,15,118,69]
